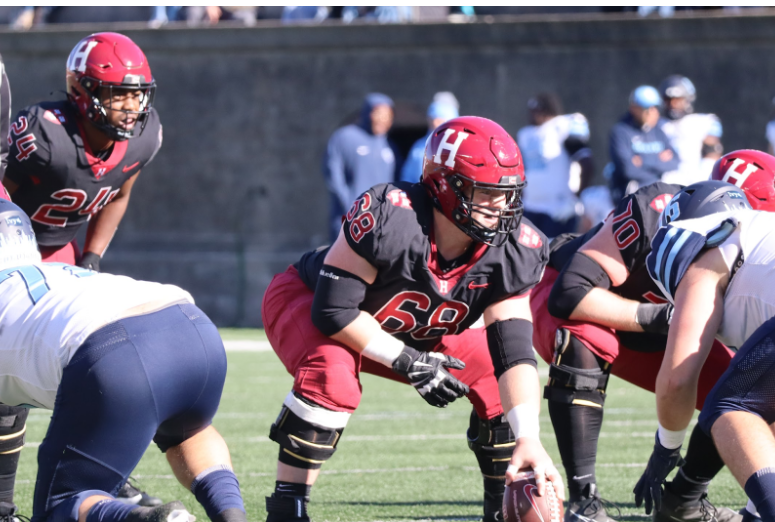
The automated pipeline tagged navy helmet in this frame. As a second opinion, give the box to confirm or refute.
[659,180,751,229]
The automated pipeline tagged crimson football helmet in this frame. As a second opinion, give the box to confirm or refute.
[66,32,155,141]
[710,149,775,212]
[421,116,525,246]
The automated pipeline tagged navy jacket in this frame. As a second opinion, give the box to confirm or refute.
[609,113,679,201]
[323,94,398,241]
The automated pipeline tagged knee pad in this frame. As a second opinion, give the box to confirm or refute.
[0,405,27,455]
[269,392,350,470]
[544,330,609,408]
[467,410,515,479]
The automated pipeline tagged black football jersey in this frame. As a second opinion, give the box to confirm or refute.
[549,181,681,351]
[296,182,550,351]
[4,101,162,247]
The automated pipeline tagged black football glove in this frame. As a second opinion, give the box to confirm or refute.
[392,346,469,408]
[636,303,674,335]
[78,252,101,272]
[633,431,684,514]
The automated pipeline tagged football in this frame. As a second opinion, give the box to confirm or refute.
[503,471,563,522]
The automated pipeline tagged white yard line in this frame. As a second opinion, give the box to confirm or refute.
[223,340,272,352]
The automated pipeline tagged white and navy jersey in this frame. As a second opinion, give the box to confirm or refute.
[0,263,192,409]
[647,209,775,349]
[661,113,722,186]
[517,113,590,219]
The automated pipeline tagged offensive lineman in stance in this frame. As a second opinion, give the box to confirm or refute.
[0,199,246,522]
[647,155,775,522]
[529,157,774,520]
[262,117,563,522]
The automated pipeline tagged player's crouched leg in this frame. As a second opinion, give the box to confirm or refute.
[437,328,510,522]
[543,329,614,522]
[36,304,245,522]
[467,411,515,522]
[0,404,28,510]
[699,317,775,522]
[266,392,350,522]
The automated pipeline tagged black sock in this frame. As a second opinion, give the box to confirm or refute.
[483,477,505,515]
[548,400,603,501]
[670,424,724,501]
[0,453,20,504]
[274,481,312,501]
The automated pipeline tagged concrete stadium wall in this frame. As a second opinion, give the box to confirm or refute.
[1,12,774,326]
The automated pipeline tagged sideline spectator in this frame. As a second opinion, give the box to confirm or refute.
[282,6,329,23]
[399,96,459,183]
[517,93,593,237]
[609,86,679,201]
[342,6,413,23]
[323,93,397,241]
[658,75,723,185]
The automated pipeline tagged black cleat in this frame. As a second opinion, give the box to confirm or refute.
[126,501,195,522]
[0,502,26,522]
[482,511,504,522]
[265,494,310,522]
[117,478,164,507]
[566,484,618,522]
[654,488,742,522]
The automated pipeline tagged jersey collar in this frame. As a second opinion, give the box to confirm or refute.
[74,117,129,179]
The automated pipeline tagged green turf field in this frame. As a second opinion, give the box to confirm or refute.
[14,329,747,521]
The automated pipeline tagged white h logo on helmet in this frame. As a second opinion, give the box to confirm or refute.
[434,129,469,168]
[722,158,758,188]
[68,41,99,73]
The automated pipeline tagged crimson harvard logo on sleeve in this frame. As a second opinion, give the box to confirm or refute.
[518,223,542,248]
[386,189,413,210]
[649,194,674,212]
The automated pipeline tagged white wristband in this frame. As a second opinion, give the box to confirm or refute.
[361,330,405,367]
[657,423,686,450]
[506,403,540,440]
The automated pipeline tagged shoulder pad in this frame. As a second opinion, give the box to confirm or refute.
[647,215,739,303]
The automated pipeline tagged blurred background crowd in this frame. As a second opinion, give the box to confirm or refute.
[321,71,774,242]
[0,6,768,29]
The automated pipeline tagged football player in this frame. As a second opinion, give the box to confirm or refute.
[3,32,162,271]
[658,75,723,186]
[0,199,246,522]
[262,116,563,522]
[646,153,775,522]
[531,177,743,521]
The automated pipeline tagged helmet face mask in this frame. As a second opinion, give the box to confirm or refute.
[66,32,156,141]
[77,80,156,141]
[449,174,524,246]
[421,116,526,247]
